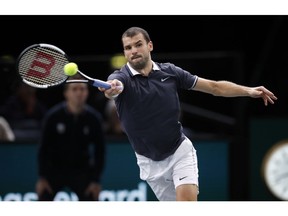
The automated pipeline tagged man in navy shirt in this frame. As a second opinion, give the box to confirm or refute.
[36,80,106,201]
[99,26,277,201]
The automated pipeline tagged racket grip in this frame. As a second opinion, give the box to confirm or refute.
[92,80,111,89]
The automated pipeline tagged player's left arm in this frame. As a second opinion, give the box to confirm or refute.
[193,77,278,106]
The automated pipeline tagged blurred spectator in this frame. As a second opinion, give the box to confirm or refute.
[0,55,16,105]
[0,82,47,140]
[0,116,15,142]
[35,79,106,201]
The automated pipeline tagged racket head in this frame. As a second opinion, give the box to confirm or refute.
[17,43,69,88]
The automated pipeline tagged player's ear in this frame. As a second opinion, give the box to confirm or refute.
[148,41,153,52]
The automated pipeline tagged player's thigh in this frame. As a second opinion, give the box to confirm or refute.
[146,176,177,201]
[172,138,199,188]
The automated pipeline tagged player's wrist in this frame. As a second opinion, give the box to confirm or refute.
[105,92,117,99]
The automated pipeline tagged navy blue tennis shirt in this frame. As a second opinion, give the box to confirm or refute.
[108,62,198,161]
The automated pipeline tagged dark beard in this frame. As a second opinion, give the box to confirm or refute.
[130,56,148,70]
[132,61,146,70]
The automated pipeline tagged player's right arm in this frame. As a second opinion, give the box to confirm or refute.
[99,79,124,99]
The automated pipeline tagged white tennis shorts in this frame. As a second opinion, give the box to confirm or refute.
[135,137,199,201]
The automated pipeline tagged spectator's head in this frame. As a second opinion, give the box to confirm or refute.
[63,75,89,113]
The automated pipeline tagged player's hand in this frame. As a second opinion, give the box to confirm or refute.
[249,86,278,106]
[99,79,123,99]
[85,182,102,201]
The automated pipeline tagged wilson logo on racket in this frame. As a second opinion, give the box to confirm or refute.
[27,51,55,78]
[17,43,120,90]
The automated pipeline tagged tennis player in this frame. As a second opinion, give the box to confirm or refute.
[99,27,277,201]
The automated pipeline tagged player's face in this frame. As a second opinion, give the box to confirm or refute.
[64,83,89,106]
[122,33,153,70]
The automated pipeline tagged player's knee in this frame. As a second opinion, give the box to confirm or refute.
[176,184,198,201]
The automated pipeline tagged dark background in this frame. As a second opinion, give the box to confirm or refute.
[0,15,287,200]
[1,15,286,115]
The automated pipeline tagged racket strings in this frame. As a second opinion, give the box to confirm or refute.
[18,46,69,88]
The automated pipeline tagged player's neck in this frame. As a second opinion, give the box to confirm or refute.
[138,61,153,76]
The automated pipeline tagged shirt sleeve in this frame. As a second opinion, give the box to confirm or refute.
[170,63,198,90]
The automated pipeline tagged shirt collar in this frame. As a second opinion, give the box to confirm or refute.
[127,61,160,76]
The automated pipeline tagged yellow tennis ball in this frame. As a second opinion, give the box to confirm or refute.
[64,62,78,76]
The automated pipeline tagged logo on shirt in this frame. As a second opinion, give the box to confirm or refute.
[179,176,188,181]
[56,123,66,134]
[161,77,170,82]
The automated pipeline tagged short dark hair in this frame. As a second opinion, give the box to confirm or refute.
[122,27,151,43]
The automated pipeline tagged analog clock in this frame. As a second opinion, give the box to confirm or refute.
[262,140,288,200]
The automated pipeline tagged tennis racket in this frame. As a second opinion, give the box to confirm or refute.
[16,43,111,89]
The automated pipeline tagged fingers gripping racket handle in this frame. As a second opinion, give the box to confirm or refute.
[92,79,111,89]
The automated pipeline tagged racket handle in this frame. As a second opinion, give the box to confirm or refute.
[92,79,111,89]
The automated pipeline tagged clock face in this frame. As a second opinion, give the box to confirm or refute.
[262,141,288,200]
